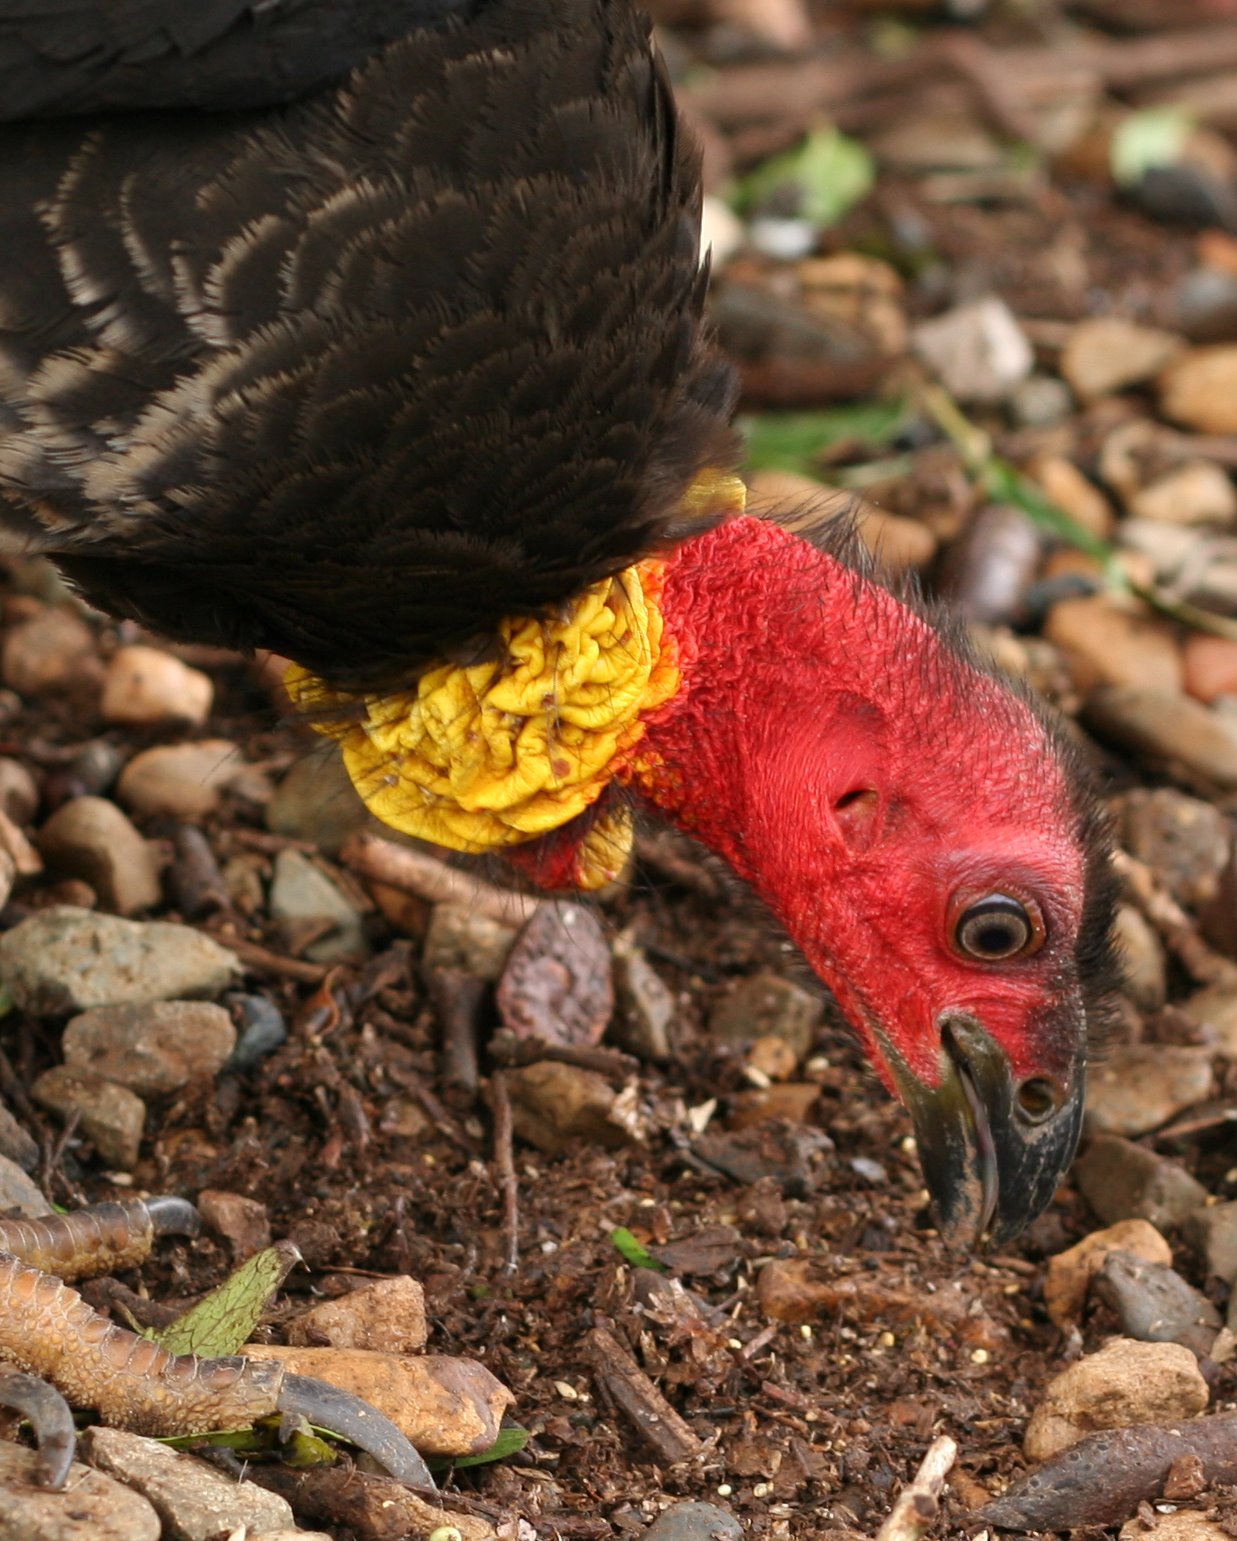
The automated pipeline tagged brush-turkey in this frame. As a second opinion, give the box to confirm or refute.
[0,0,1117,1249]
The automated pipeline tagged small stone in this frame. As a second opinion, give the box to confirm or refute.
[1184,633,1237,704]
[938,504,1044,627]
[1177,981,1237,1055]
[1085,1045,1216,1137]
[1121,1514,1231,1541]
[1086,686,1237,789]
[798,252,907,355]
[62,1001,236,1095]
[0,1100,38,1172]
[287,1275,428,1354]
[82,1426,294,1540]
[497,901,613,1047]
[117,740,247,819]
[422,902,517,983]
[1114,787,1231,907]
[270,848,368,964]
[1183,1200,1237,1282]
[501,1061,642,1154]
[644,1503,743,1541]
[1044,1219,1173,1327]
[1009,374,1074,428]
[700,196,743,267]
[38,797,162,915]
[226,994,288,1070]
[748,1034,800,1081]
[1074,1135,1209,1230]
[1159,345,1237,434]
[1093,1251,1221,1357]
[1061,316,1185,402]
[0,758,39,825]
[611,933,675,1061]
[710,971,823,1059]
[0,1152,52,1216]
[197,1189,272,1258]
[100,645,213,727]
[1043,595,1183,694]
[31,1065,145,1169]
[912,295,1034,404]
[242,1347,514,1455]
[728,1082,822,1129]
[1,606,98,696]
[0,1439,160,1541]
[0,907,241,1013]
[1112,904,1166,1012]
[1027,454,1115,539]
[1130,460,1237,528]
[266,742,380,856]
[1118,516,1202,581]
[1024,1338,1209,1461]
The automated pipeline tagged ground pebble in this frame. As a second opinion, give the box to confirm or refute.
[1114,787,1231,906]
[1074,1135,1209,1230]
[0,757,39,825]
[611,932,675,1061]
[1042,596,1182,694]
[62,1000,235,1095]
[422,901,517,982]
[38,796,161,915]
[226,993,288,1070]
[0,1152,52,1216]
[644,1503,743,1541]
[266,742,379,855]
[0,1440,160,1541]
[1023,1338,1209,1461]
[1093,1251,1221,1357]
[1128,460,1237,527]
[1084,1045,1216,1137]
[1,607,99,697]
[1044,1218,1172,1327]
[116,740,245,819]
[912,295,1033,403]
[270,848,368,963]
[82,1426,295,1541]
[503,1061,641,1154]
[710,971,823,1058]
[197,1188,272,1258]
[100,644,213,727]
[1159,345,1237,434]
[1085,686,1237,789]
[1060,316,1184,401]
[1184,633,1237,703]
[31,1065,145,1169]
[1121,1514,1232,1541]
[287,1275,428,1353]
[1184,1200,1237,1283]
[1176,981,1237,1055]
[0,907,240,1013]
[1112,904,1167,1012]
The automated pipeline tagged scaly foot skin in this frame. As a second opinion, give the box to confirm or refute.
[0,1198,433,1491]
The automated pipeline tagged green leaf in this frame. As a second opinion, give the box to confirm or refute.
[742,402,907,478]
[733,126,875,228]
[610,1227,663,1271]
[433,1423,531,1470]
[148,1241,300,1358]
[1112,106,1194,187]
[163,1414,339,1469]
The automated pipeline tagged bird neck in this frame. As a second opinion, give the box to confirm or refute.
[629,515,925,888]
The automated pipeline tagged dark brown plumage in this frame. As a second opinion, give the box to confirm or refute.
[0,0,736,686]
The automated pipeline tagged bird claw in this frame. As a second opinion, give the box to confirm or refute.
[277,1372,436,1489]
[0,1366,76,1491]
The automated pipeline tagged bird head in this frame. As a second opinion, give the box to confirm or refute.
[636,515,1119,1247]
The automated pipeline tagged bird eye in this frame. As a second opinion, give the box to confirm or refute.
[951,893,1044,962]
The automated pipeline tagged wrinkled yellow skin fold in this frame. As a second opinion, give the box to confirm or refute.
[285,471,745,889]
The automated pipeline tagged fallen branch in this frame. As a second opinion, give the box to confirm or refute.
[876,1436,958,1541]
[340,833,539,927]
[584,1324,703,1466]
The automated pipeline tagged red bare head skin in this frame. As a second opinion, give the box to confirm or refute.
[617,515,1115,1245]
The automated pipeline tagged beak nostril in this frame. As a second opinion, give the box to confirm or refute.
[1015,1076,1060,1125]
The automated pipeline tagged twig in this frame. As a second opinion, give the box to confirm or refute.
[489,1071,520,1276]
[340,833,539,927]
[875,1436,958,1541]
[221,935,329,984]
[584,1323,703,1466]
[427,967,485,1108]
[489,1030,639,1082]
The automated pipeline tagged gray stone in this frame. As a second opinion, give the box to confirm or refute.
[82,1426,295,1541]
[1084,1045,1216,1138]
[31,1065,146,1169]
[422,901,516,982]
[0,907,240,1014]
[270,848,368,963]
[644,1502,744,1541]
[1112,788,1231,908]
[1074,1135,1209,1230]
[227,993,287,1070]
[0,1100,38,1172]
[62,1000,236,1096]
[1,606,98,697]
[38,796,162,915]
[1176,981,1237,1055]
[711,971,823,1058]
[912,295,1033,404]
[0,1151,51,1215]
[1093,1250,1220,1357]
[1184,1200,1237,1283]
[266,742,378,855]
[612,932,675,1061]
[0,1440,160,1541]
[116,739,245,820]
[0,758,39,825]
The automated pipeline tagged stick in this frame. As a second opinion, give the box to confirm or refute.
[340,833,539,927]
[490,1071,520,1276]
[875,1436,958,1541]
[1113,851,1237,989]
[585,1324,703,1466]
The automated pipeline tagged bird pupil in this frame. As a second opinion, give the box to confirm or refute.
[977,923,1015,953]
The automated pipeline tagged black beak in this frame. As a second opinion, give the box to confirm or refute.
[882,1010,1086,1249]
